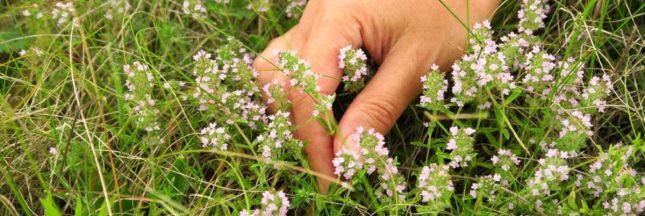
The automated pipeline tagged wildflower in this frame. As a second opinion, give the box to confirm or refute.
[247,0,271,13]
[498,32,532,70]
[601,187,645,216]
[469,174,501,201]
[354,127,389,174]
[580,145,636,198]
[18,48,44,57]
[339,45,369,92]
[189,46,267,129]
[123,62,161,132]
[450,57,478,107]
[275,50,335,129]
[257,111,302,161]
[332,145,363,180]
[313,94,334,119]
[182,0,207,19]
[198,122,230,151]
[52,2,75,26]
[518,0,551,35]
[332,127,405,200]
[263,80,291,112]
[275,50,321,95]
[105,0,131,20]
[491,149,520,185]
[446,126,476,168]
[285,0,307,18]
[419,64,448,111]
[241,190,290,216]
[48,147,58,155]
[417,164,453,212]
[580,74,612,113]
[522,46,556,97]
[376,157,407,201]
[525,149,571,198]
[551,109,593,151]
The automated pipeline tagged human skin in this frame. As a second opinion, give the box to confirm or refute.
[253,0,501,193]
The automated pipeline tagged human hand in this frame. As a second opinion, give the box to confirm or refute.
[253,0,500,193]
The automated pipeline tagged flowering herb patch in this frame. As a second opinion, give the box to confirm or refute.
[1,0,643,215]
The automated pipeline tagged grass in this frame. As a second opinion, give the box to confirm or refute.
[1,0,644,215]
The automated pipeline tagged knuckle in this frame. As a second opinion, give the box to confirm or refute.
[354,97,398,132]
[289,89,312,107]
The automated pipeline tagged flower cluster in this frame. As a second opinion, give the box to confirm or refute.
[105,0,131,20]
[601,187,645,216]
[52,2,75,26]
[333,127,406,201]
[312,94,334,119]
[285,0,307,18]
[192,50,224,111]
[518,0,551,35]
[525,149,571,199]
[417,164,454,212]
[189,49,267,129]
[247,0,271,13]
[375,157,407,201]
[491,149,520,185]
[275,50,334,129]
[577,144,636,198]
[241,190,291,216]
[580,74,612,113]
[198,122,230,151]
[549,73,612,151]
[257,111,302,161]
[276,51,321,96]
[123,62,161,132]
[446,126,476,168]
[469,174,501,200]
[21,3,44,19]
[182,0,207,19]
[338,45,369,92]
[420,64,448,111]
[332,144,363,180]
[450,21,517,107]
[262,80,291,112]
[18,47,44,57]
[522,46,556,97]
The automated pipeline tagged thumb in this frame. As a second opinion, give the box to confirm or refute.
[334,42,433,152]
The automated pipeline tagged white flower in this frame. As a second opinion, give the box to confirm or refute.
[48,147,58,155]
[182,0,207,19]
[198,122,230,151]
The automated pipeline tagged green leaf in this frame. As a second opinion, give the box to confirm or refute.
[503,89,523,106]
[493,107,505,129]
[501,128,510,140]
[74,196,83,216]
[567,190,578,211]
[98,200,108,216]
[579,197,589,213]
[40,193,62,216]
[0,31,30,52]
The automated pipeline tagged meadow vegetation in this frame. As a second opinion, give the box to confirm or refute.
[0,0,644,215]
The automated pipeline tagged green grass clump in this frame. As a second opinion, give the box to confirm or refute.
[1,0,644,215]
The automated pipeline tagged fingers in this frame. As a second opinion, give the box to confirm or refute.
[253,26,338,193]
[254,2,365,193]
[290,10,363,193]
[334,41,432,152]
